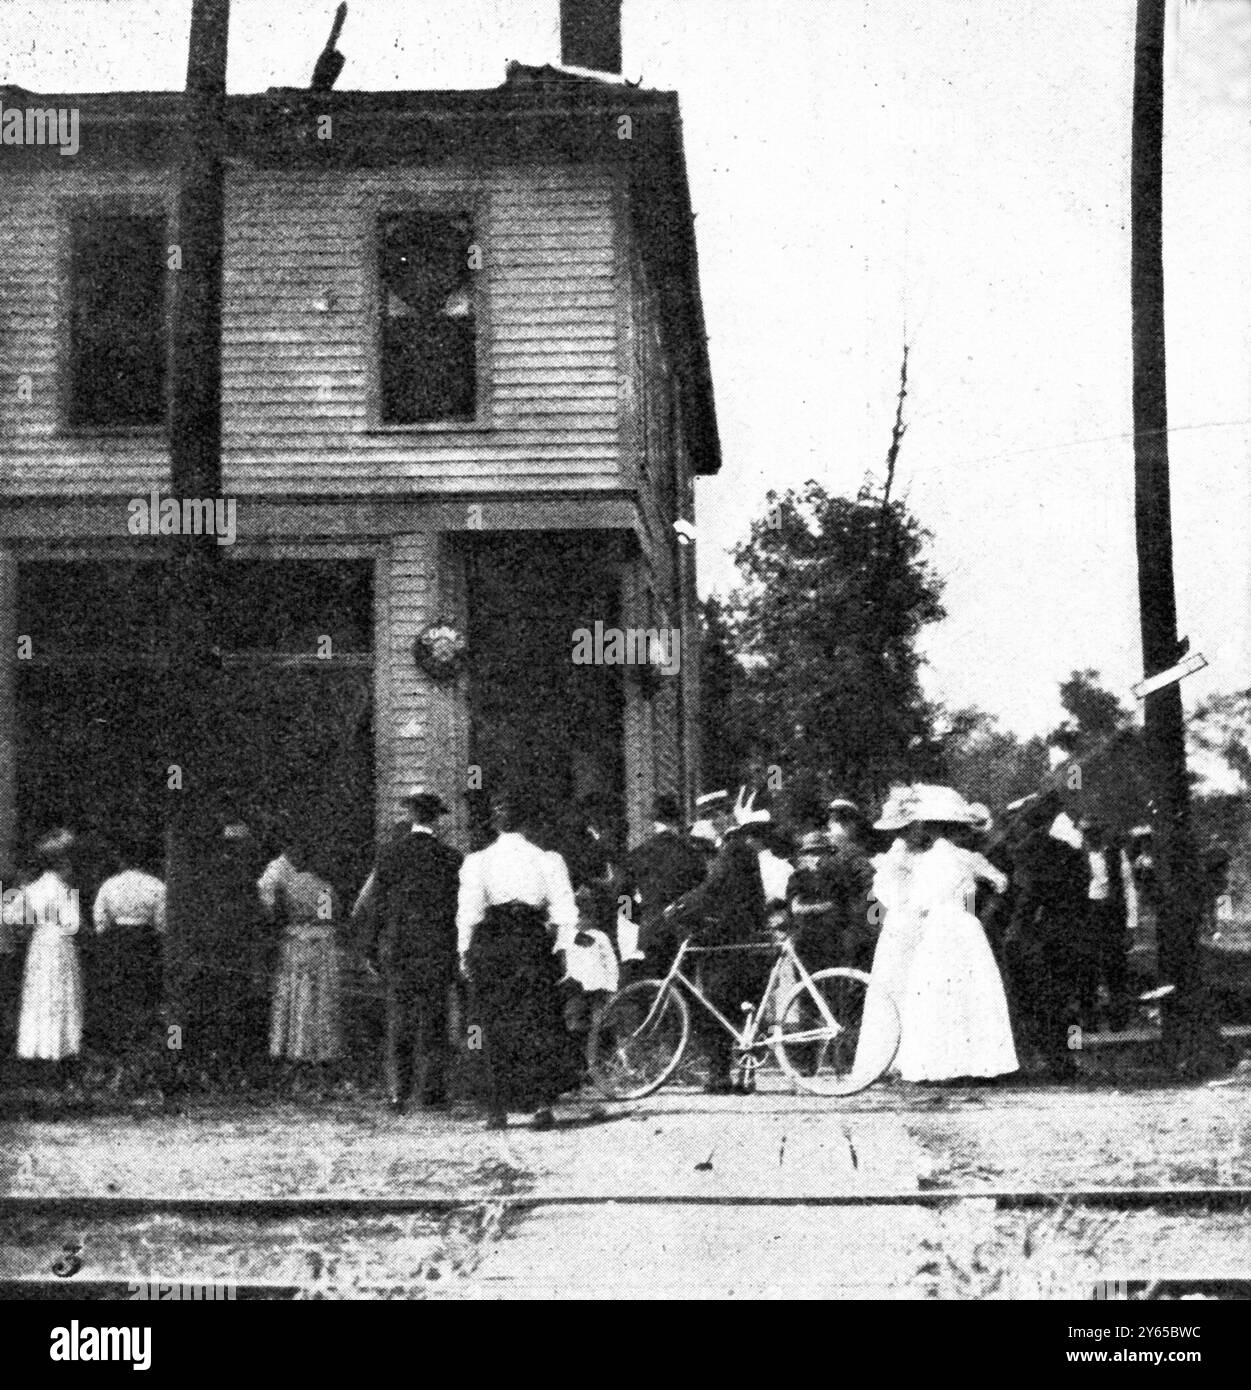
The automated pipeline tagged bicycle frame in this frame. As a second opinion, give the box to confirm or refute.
[647,935,845,1054]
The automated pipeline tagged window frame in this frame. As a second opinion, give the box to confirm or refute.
[56,193,175,438]
[364,190,491,434]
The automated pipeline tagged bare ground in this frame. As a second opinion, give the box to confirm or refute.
[4,1071,1251,1298]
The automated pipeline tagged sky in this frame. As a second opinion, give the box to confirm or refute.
[3,0,1249,740]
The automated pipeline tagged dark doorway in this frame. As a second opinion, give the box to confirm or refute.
[466,532,626,836]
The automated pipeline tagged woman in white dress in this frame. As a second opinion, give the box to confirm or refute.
[852,788,930,1080]
[14,830,84,1088]
[895,798,1019,1083]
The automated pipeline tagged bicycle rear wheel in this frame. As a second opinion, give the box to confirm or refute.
[588,979,690,1101]
[772,967,898,1096]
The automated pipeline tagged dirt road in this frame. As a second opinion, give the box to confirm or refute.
[4,1075,1251,1298]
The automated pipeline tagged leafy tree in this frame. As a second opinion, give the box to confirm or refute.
[1047,669,1149,833]
[1189,690,1251,926]
[722,480,945,807]
[1190,689,1251,789]
[937,707,1051,816]
[1051,668,1133,751]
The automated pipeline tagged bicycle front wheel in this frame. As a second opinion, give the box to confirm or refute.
[588,979,690,1101]
[772,967,898,1096]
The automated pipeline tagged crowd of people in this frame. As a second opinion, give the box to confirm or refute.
[0,774,1166,1124]
[629,781,1164,1089]
[0,819,349,1106]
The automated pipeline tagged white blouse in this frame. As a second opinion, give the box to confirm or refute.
[93,869,167,934]
[911,837,1007,917]
[456,833,579,956]
[6,871,81,937]
[871,838,922,918]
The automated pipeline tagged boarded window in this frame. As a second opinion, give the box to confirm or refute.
[378,211,476,424]
[68,214,167,427]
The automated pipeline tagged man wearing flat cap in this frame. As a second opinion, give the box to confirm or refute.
[800,799,875,972]
[355,787,463,1111]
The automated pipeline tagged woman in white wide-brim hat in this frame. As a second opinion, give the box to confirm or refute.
[852,786,932,1080]
[892,787,1018,1083]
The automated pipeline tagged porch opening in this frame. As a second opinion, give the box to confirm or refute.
[14,559,375,893]
[465,531,626,840]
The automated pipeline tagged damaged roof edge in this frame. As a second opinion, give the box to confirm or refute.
[0,70,676,117]
[0,73,721,476]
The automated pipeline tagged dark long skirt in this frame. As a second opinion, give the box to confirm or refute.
[467,903,580,1113]
[94,925,162,1051]
[0,948,23,1058]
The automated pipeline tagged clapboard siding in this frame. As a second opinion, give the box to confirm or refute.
[376,532,439,832]
[0,161,627,497]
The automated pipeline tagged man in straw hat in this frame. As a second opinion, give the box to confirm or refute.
[686,789,734,869]
[355,787,463,1113]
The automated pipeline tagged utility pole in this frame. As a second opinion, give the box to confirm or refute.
[1130,0,1208,1063]
[163,0,230,1041]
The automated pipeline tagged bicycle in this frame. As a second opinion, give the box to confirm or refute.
[587,933,900,1100]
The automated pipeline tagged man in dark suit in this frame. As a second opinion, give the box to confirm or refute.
[187,819,272,1086]
[356,788,463,1112]
[618,794,707,975]
[667,818,768,1093]
[822,798,877,970]
[1003,793,1089,1080]
[787,829,874,974]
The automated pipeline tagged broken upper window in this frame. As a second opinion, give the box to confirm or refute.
[68,213,167,428]
[378,211,476,424]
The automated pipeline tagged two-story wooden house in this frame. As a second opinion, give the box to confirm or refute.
[0,61,719,881]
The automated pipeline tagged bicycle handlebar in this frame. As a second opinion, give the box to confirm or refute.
[677,938,787,954]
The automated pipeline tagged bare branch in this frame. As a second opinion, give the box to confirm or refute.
[882,341,909,511]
